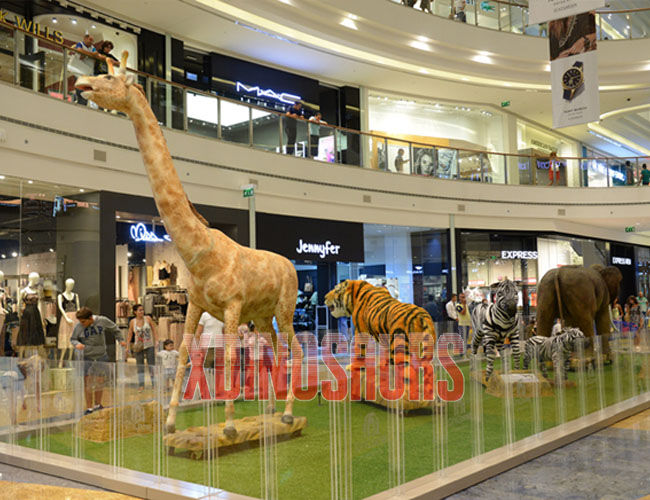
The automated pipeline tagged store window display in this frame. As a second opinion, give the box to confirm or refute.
[57,278,80,367]
[17,272,46,358]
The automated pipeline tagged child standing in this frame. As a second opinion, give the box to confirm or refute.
[156,339,179,392]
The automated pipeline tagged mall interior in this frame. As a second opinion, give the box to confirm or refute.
[0,0,648,498]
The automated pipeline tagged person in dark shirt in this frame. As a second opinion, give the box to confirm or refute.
[639,164,650,186]
[424,295,442,322]
[285,101,303,156]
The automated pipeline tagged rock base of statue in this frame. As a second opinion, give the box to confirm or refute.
[472,369,554,398]
[351,364,439,413]
[163,413,307,459]
[76,401,162,442]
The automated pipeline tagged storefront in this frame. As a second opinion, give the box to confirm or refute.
[367,92,507,182]
[459,230,612,316]
[610,242,636,301]
[258,214,451,330]
[516,121,580,186]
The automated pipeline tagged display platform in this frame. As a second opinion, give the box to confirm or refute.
[163,412,307,459]
[471,369,554,398]
[77,401,162,443]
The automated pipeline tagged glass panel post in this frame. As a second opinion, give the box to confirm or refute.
[529,344,543,436]
[13,30,19,85]
[248,107,253,147]
[501,349,515,449]
[333,129,339,164]
[469,353,484,458]
[62,48,68,100]
[278,114,284,153]
[182,88,188,131]
[433,361,448,472]
[554,344,567,425]
[575,337,587,417]
[594,336,605,411]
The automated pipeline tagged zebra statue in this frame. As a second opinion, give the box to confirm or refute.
[523,328,585,379]
[471,278,520,381]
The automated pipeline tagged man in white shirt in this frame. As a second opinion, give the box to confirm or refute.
[196,311,225,349]
[445,293,458,333]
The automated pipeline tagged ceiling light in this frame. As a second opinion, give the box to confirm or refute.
[49,248,54,253]
[472,55,492,64]
[410,40,431,51]
[79,188,85,192]
[116,215,121,219]
[544,64,551,72]
[127,252,132,257]
[91,24,97,29]
[142,258,146,263]
[1,255,5,259]
[347,13,359,21]
[71,18,77,24]
[277,0,292,4]
[52,17,58,23]
[418,68,429,74]
[27,180,33,184]
[340,18,358,30]
[0,175,5,180]
[416,35,429,42]
[11,252,17,258]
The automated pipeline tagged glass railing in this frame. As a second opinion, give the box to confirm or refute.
[1,20,649,189]
[390,1,650,40]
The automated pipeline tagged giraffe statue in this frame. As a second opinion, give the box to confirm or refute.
[75,53,301,435]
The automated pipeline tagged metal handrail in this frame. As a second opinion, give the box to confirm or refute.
[391,0,650,41]
[1,19,648,188]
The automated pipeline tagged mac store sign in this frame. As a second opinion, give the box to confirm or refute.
[257,213,364,263]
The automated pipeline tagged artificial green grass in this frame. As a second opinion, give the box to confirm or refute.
[17,353,648,499]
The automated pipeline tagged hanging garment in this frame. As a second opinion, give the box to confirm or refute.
[17,294,45,346]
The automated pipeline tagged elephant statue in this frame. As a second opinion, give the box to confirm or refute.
[536,264,622,357]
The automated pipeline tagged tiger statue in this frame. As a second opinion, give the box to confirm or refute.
[523,328,585,379]
[324,280,436,363]
[471,278,520,381]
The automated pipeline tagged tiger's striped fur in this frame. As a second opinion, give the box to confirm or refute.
[471,279,520,380]
[324,280,436,360]
[523,328,585,378]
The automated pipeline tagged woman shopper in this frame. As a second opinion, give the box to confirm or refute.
[127,304,158,392]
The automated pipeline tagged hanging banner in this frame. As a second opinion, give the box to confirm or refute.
[528,0,604,25]
[550,12,600,128]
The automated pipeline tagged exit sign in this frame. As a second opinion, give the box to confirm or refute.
[625,226,635,233]
[243,187,254,198]
[501,100,511,108]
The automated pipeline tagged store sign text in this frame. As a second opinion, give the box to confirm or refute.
[296,239,341,259]
[501,251,538,260]
[236,82,301,104]
[612,257,632,265]
[130,223,171,243]
[0,11,64,43]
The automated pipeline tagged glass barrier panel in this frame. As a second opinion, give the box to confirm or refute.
[629,13,648,40]
[252,108,282,153]
[516,156,534,185]
[187,91,219,139]
[221,99,251,145]
[313,124,337,164]
[434,0,453,18]
[170,85,185,131]
[458,151,482,182]
[436,148,459,179]
[0,357,16,446]
[149,80,174,128]
[509,6,526,34]
[337,129,362,167]
[0,24,15,85]
[386,140,412,174]
[600,13,628,40]
[476,1,499,30]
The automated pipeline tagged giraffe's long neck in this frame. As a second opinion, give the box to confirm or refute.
[127,89,210,270]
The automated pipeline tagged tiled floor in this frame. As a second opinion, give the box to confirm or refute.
[448,409,650,500]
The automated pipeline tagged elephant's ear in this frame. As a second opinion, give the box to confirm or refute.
[599,266,623,304]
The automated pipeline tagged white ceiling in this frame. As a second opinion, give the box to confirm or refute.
[75,0,650,156]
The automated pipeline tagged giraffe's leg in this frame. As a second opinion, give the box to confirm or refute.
[222,303,242,439]
[165,302,203,434]
[276,301,301,425]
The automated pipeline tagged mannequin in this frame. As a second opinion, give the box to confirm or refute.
[17,272,46,358]
[57,278,80,367]
[0,271,6,356]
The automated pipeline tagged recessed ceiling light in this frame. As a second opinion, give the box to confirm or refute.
[416,35,429,42]
[418,68,429,74]
[1,255,5,259]
[340,18,358,30]
[11,252,17,257]
[52,17,58,23]
[71,19,77,24]
[116,215,121,219]
[91,24,96,29]
[0,175,5,180]
[472,55,492,64]
[127,252,132,257]
[410,40,431,51]
[27,180,33,184]
[142,258,146,263]
[347,13,359,21]
[79,188,85,192]
[49,248,54,252]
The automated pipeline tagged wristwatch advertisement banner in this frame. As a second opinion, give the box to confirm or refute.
[528,0,604,25]
[551,51,600,129]
[549,12,599,128]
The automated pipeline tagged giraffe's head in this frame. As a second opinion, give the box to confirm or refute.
[74,51,143,114]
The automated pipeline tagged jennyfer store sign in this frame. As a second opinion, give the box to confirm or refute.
[258,214,364,263]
